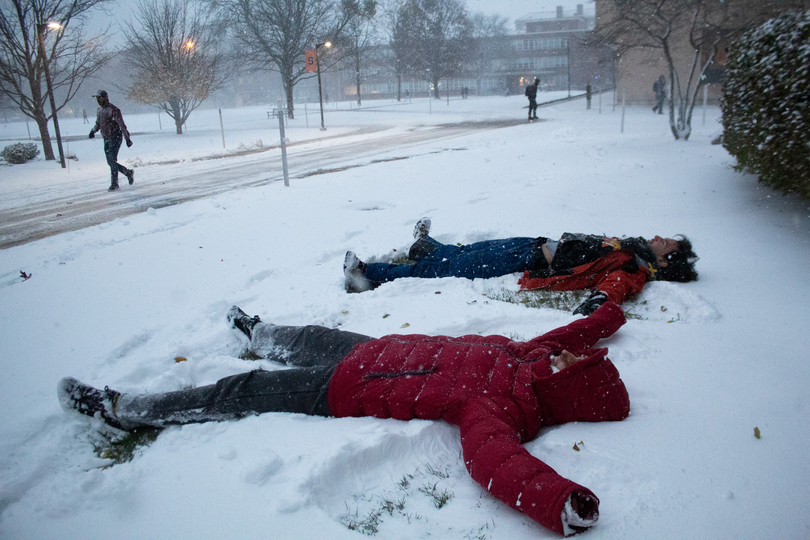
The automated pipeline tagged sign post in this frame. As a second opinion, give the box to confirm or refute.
[277,101,289,187]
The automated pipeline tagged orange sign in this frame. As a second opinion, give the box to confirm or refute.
[305,50,316,72]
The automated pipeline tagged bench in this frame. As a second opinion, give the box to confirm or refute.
[267,109,289,119]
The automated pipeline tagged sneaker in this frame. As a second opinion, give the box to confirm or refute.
[343,251,373,293]
[413,217,431,239]
[58,377,124,429]
[227,305,261,340]
[126,169,135,185]
[107,183,119,192]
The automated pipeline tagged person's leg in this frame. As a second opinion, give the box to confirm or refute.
[113,365,337,428]
[104,137,123,188]
[365,237,545,282]
[249,323,373,367]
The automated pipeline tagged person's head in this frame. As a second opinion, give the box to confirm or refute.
[534,77,539,86]
[658,75,665,83]
[647,235,698,282]
[93,89,109,106]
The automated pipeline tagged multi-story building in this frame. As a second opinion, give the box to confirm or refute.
[325,5,614,101]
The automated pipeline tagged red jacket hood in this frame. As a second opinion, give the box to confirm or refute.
[534,348,630,426]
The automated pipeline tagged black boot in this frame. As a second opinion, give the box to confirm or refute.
[58,377,124,429]
[108,182,119,192]
[227,306,261,339]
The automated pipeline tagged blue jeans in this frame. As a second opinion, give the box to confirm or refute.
[363,235,546,283]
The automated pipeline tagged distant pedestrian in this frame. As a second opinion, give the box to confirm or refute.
[461,86,468,99]
[89,90,134,192]
[405,89,410,101]
[652,75,666,114]
[525,77,539,121]
[82,109,88,124]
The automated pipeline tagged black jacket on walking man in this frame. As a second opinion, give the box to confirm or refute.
[525,77,539,120]
[89,90,134,192]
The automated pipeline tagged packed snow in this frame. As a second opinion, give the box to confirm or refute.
[1,92,809,539]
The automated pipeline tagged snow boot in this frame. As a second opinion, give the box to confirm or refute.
[344,251,375,293]
[58,377,124,429]
[227,305,261,340]
[126,168,135,185]
[413,217,431,239]
[107,182,119,192]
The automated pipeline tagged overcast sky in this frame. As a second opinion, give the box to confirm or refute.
[465,0,595,27]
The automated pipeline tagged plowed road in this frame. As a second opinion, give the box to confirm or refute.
[0,119,526,249]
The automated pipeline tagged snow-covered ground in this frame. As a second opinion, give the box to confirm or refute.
[1,93,809,540]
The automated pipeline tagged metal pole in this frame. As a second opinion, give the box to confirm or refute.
[37,24,65,168]
[26,119,31,140]
[620,90,626,133]
[277,101,289,187]
[599,87,602,114]
[304,101,309,128]
[446,79,449,105]
[219,108,226,148]
[316,46,326,131]
[158,112,162,130]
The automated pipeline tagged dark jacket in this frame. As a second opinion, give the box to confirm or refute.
[327,302,629,535]
[525,83,538,100]
[519,233,657,305]
[92,103,131,141]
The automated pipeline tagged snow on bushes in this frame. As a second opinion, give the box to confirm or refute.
[1,142,40,164]
[721,10,810,198]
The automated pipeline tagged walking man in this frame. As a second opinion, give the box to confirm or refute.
[652,75,666,114]
[89,90,134,192]
[525,77,539,121]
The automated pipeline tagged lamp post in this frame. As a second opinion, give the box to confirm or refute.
[37,21,66,168]
[315,41,331,131]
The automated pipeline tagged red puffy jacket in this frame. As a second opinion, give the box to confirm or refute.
[518,250,650,305]
[327,302,630,535]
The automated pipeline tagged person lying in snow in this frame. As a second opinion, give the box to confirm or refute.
[344,218,698,315]
[59,301,630,537]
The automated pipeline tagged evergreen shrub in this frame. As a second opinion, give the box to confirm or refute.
[721,10,810,198]
[1,142,40,164]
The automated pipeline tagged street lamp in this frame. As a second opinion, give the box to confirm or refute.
[37,21,66,168]
[316,41,331,131]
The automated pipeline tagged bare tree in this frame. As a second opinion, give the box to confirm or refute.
[379,0,407,100]
[337,1,377,105]
[468,12,509,97]
[211,0,372,118]
[123,0,229,134]
[594,0,804,140]
[396,0,472,99]
[0,0,112,160]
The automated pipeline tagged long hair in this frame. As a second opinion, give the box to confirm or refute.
[657,235,698,282]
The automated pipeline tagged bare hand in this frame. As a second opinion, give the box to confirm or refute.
[551,350,586,370]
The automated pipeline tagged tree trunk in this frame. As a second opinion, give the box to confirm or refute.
[355,52,362,106]
[170,98,184,134]
[33,111,55,160]
[284,73,295,120]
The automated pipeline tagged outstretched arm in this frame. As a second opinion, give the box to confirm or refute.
[459,397,598,536]
[531,301,625,351]
[593,267,648,305]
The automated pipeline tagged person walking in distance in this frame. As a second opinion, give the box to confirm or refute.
[652,75,666,114]
[89,90,134,192]
[525,77,540,121]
